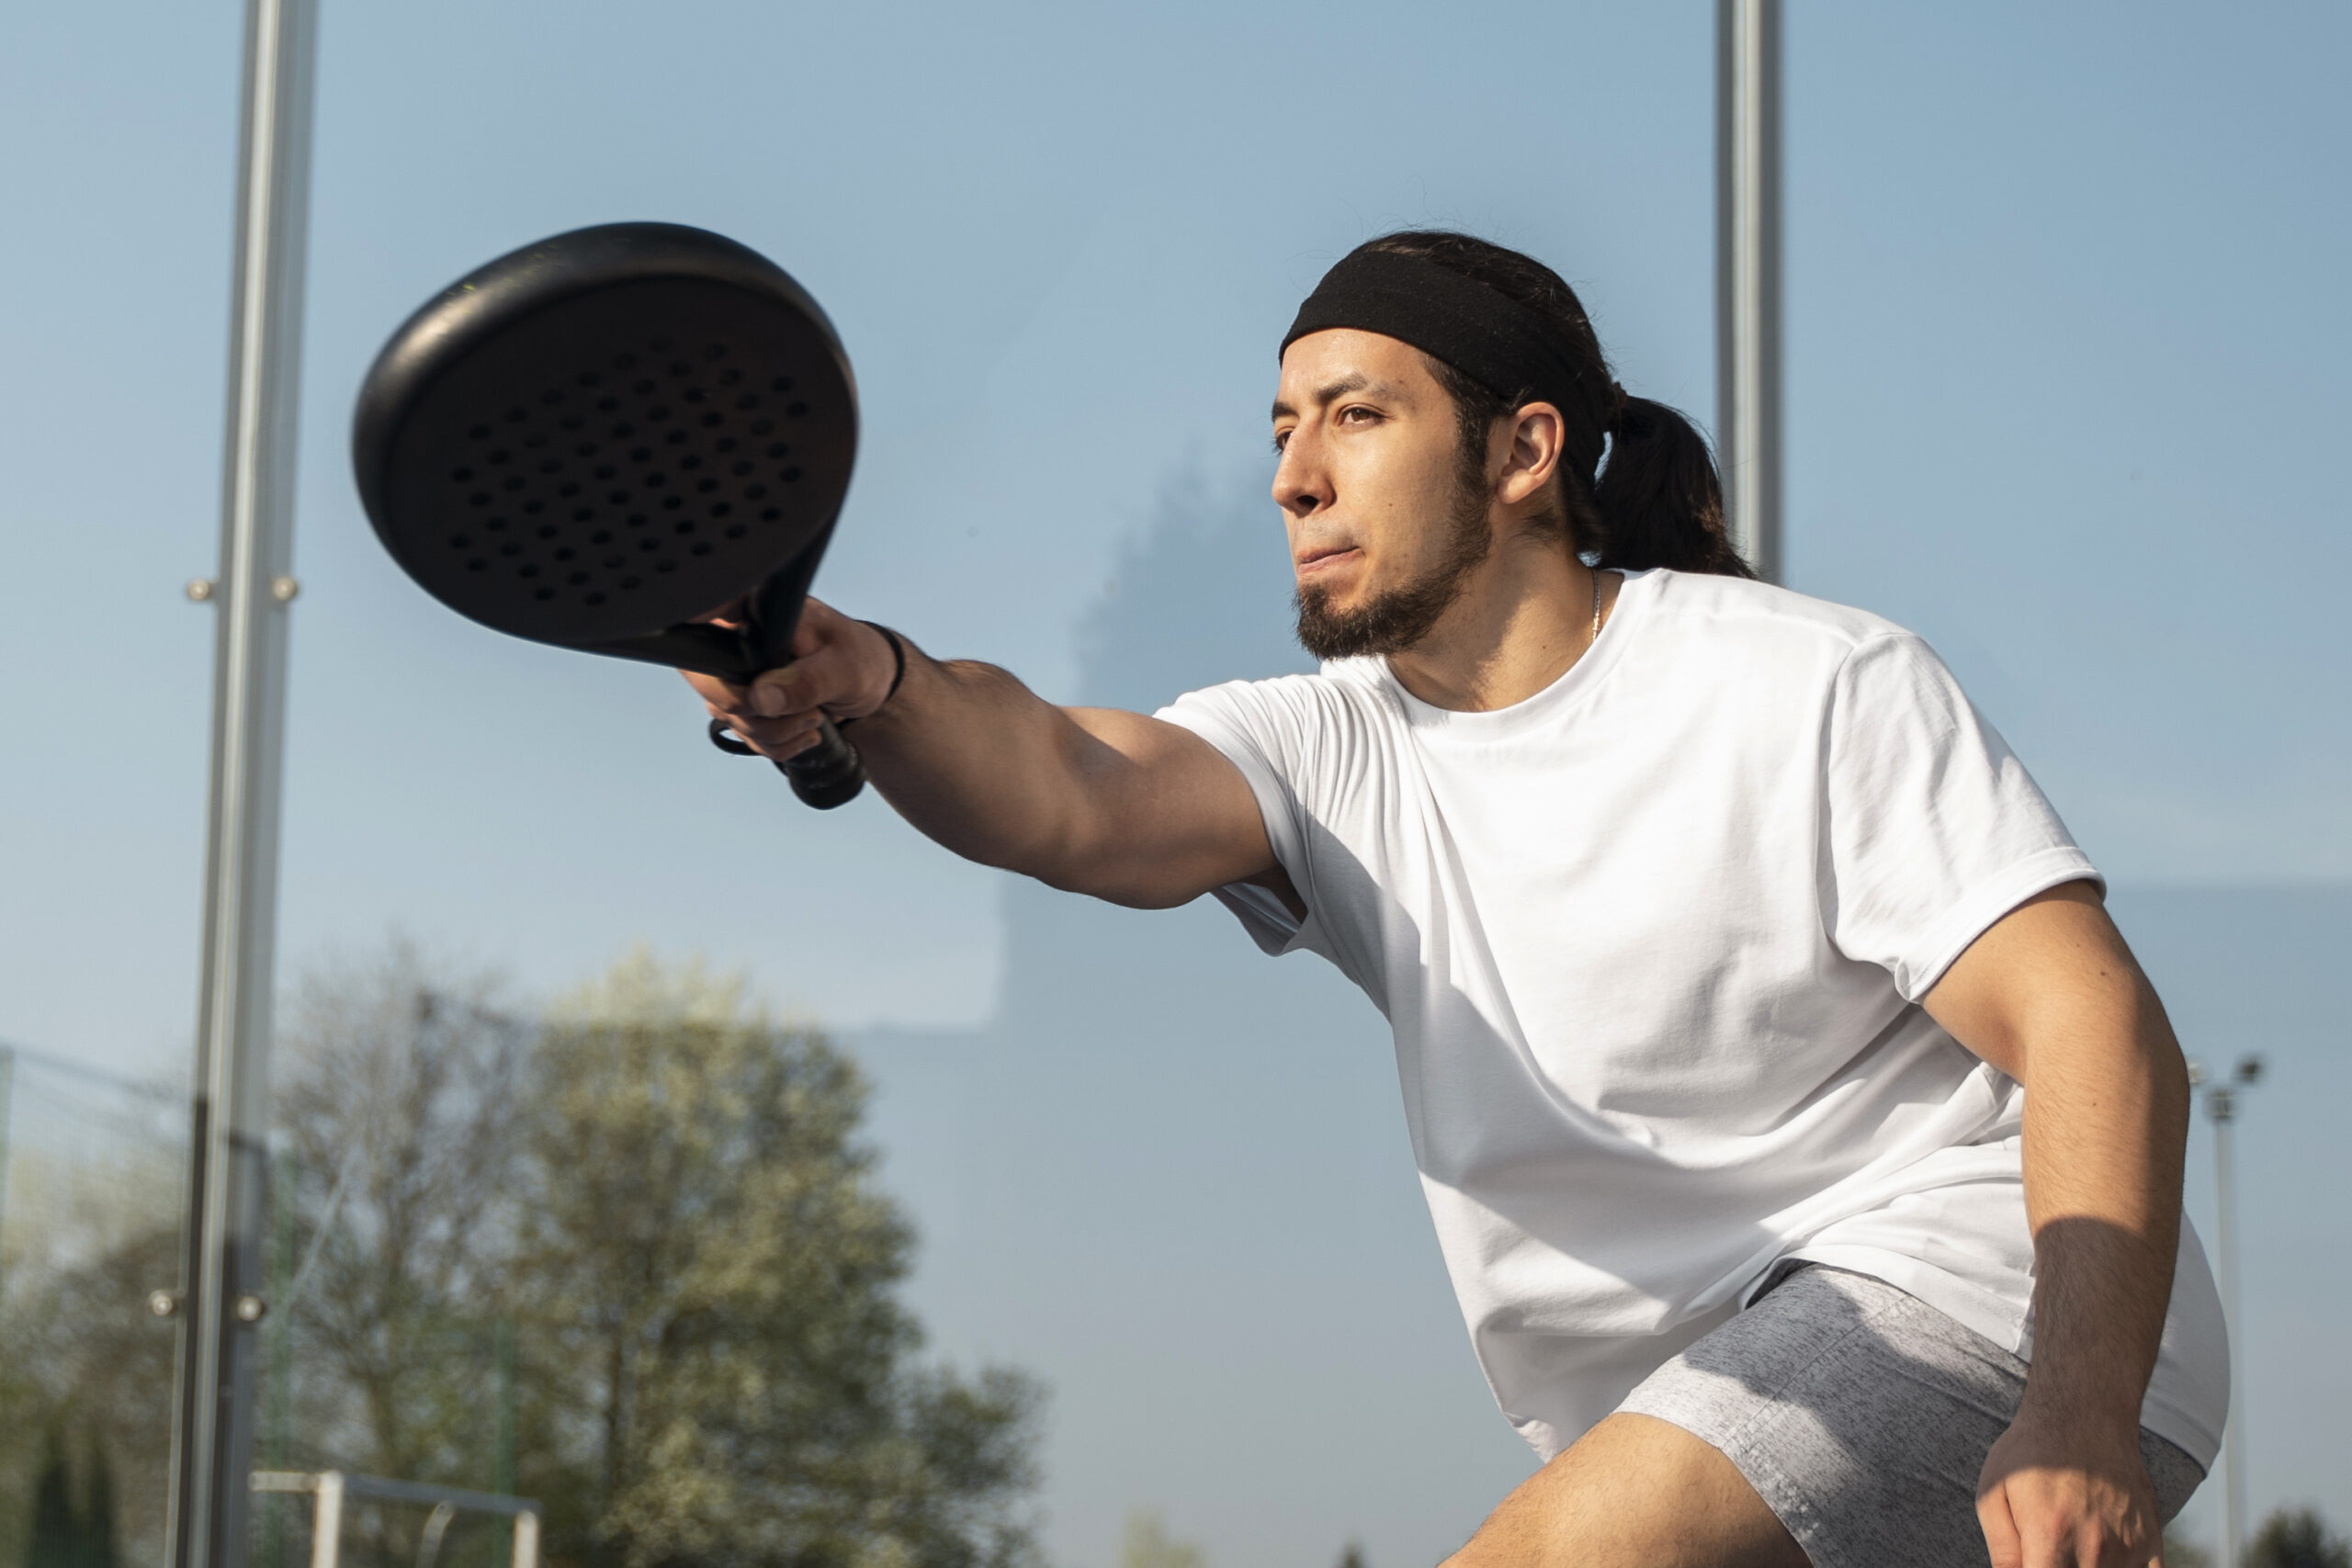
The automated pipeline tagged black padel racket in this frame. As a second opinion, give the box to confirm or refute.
[353,221,866,808]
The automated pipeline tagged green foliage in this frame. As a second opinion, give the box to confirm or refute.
[514,952,1040,1568]
[2250,1507,2352,1568]
[20,1420,118,1568]
[0,1191,179,1568]
[24,1426,76,1568]
[2165,1527,2213,1568]
[267,944,1043,1568]
[272,942,526,1494]
[1116,1511,1203,1568]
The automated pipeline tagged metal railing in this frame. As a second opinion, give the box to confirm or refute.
[250,1472,540,1568]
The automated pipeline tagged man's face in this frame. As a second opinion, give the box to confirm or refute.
[1272,329,1490,660]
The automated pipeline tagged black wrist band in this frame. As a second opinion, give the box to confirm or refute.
[847,621,908,723]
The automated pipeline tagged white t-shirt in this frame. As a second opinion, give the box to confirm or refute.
[1158,568,2227,1468]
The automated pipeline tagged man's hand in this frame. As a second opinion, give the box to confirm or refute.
[679,597,898,762]
[1977,1401,2165,1567]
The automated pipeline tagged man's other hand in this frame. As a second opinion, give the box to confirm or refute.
[1977,1404,2165,1568]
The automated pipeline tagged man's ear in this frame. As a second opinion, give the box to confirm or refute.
[1496,401,1566,507]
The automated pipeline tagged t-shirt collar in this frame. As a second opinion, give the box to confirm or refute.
[1357,567,1658,733]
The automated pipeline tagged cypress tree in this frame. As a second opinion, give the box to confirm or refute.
[24,1423,75,1568]
[80,1438,118,1568]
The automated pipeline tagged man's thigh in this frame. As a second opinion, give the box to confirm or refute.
[1443,1412,1809,1568]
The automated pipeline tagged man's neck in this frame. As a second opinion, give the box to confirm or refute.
[1386,536,1616,713]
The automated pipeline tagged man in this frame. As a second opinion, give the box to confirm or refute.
[685,231,2225,1567]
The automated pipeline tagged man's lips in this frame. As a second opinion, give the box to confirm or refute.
[1295,545,1363,575]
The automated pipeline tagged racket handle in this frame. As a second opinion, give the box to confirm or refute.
[775,716,865,809]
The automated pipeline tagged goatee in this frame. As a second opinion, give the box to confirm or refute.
[1294,482,1492,660]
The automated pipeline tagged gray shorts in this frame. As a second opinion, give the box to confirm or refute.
[1617,1265,2206,1568]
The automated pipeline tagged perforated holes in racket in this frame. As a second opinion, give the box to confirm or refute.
[436,334,818,609]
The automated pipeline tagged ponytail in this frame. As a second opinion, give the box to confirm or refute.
[1592,397,1752,577]
[1357,231,1755,581]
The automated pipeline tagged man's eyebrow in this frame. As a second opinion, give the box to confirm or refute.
[1271,372,1375,423]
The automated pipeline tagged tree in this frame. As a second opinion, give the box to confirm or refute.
[2165,1529,2212,1568]
[1116,1512,1202,1568]
[2250,1508,2352,1568]
[24,1424,78,1568]
[261,942,1043,1568]
[271,941,526,1491]
[510,950,1042,1568]
[78,1445,115,1568]
[21,1419,119,1568]
[0,1179,180,1568]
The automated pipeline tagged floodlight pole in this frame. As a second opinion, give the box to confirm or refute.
[2197,1054,2263,1568]
[166,0,319,1564]
[1715,0,1783,583]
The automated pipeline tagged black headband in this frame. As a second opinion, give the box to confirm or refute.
[1281,250,1622,468]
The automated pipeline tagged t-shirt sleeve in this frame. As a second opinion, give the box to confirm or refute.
[1822,634,2101,999]
[1155,679,1318,956]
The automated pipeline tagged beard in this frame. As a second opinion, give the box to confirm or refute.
[1294,477,1492,660]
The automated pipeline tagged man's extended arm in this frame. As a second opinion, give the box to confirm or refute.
[679,597,1285,911]
[1923,880,2192,1568]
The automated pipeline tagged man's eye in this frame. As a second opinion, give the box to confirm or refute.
[1338,405,1375,424]
[1272,430,1291,453]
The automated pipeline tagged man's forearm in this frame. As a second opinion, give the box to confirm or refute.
[832,638,1261,908]
[2014,964,2190,1427]
[701,604,1275,908]
[1928,888,2192,1558]
[845,641,1107,881]
[1926,886,2191,1425]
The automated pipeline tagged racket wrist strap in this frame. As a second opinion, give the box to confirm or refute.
[849,621,909,723]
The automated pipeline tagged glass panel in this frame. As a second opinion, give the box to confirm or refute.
[0,1047,189,1568]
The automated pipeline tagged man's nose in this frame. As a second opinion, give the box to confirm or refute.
[1272,438,1330,520]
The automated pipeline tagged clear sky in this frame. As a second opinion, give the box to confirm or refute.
[2,2,2346,1563]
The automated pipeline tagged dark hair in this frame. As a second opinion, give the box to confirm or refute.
[1359,231,1752,578]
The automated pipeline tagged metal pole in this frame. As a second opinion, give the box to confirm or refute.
[310,1474,344,1568]
[0,1047,15,1300]
[2211,1089,2243,1568]
[1715,0,1783,583]
[165,0,319,1563]
[495,1315,518,1492]
[262,1149,298,1568]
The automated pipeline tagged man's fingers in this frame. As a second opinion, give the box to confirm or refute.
[681,667,755,714]
[678,595,881,755]
[684,662,828,723]
[1978,1481,2027,1568]
[749,628,871,718]
[679,594,888,728]
[706,701,825,761]
[706,701,823,741]
[1979,1475,2160,1568]
[751,667,801,717]
[760,725,823,761]
[791,601,837,659]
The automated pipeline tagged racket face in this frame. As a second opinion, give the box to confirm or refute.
[354,224,855,649]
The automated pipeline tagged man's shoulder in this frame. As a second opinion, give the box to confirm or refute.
[1159,660,1395,735]
[1637,569,1920,662]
